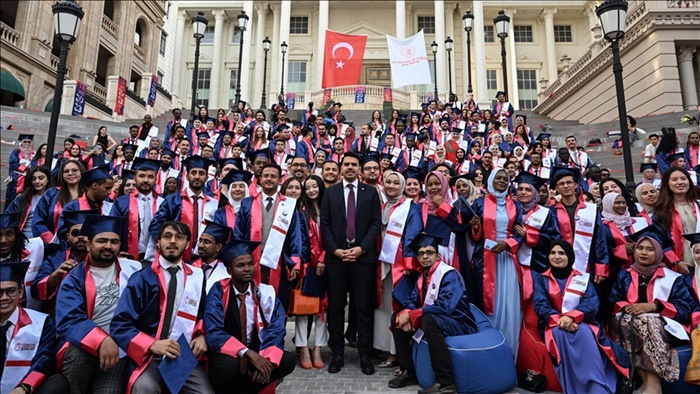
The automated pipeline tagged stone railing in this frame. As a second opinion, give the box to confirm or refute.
[133,43,145,62]
[307,85,411,109]
[92,82,107,101]
[0,21,20,47]
[101,15,118,38]
[50,54,60,71]
[668,0,698,8]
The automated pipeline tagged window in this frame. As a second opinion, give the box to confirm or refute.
[232,27,241,43]
[228,69,239,100]
[201,26,215,43]
[484,26,494,43]
[163,1,170,19]
[554,25,572,43]
[290,16,308,34]
[195,68,211,107]
[159,31,167,55]
[157,71,164,84]
[486,70,498,106]
[287,62,307,93]
[517,69,538,110]
[417,16,435,34]
[513,26,533,43]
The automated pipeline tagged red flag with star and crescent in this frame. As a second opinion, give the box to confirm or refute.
[322,30,367,88]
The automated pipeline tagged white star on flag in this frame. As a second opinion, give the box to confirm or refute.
[336,60,345,69]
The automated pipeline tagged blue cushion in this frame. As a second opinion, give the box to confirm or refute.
[412,305,517,394]
[661,345,697,394]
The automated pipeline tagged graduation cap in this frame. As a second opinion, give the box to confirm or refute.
[182,155,215,172]
[202,221,232,244]
[451,127,463,134]
[495,91,507,99]
[380,153,393,161]
[449,173,475,187]
[516,115,527,125]
[421,103,429,108]
[408,233,444,254]
[639,162,658,173]
[292,120,302,127]
[472,131,485,139]
[0,260,30,284]
[513,172,547,191]
[683,232,700,248]
[218,158,243,171]
[69,133,82,139]
[403,168,427,183]
[550,166,581,186]
[668,152,685,164]
[79,215,127,240]
[405,132,417,140]
[628,222,674,251]
[121,169,135,181]
[17,133,34,141]
[0,212,21,229]
[536,133,552,141]
[249,149,270,162]
[196,132,210,140]
[220,169,253,186]
[159,334,198,394]
[238,100,247,107]
[218,239,262,265]
[276,124,290,132]
[121,143,138,152]
[333,102,343,107]
[410,112,421,119]
[82,165,112,185]
[132,157,160,173]
[160,147,175,158]
[361,154,379,164]
[63,209,99,231]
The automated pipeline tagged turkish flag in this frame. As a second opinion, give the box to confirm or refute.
[322,30,367,88]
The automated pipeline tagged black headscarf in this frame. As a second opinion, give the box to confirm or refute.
[548,240,576,279]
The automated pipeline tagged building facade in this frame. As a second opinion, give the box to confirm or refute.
[167,0,699,123]
[0,0,172,120]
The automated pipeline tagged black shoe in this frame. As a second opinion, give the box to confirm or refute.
[418,383,456,394]
[360,356,375,375]
[328,356,344,373]
[388,369,417,388]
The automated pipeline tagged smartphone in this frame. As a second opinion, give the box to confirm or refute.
[484,239,498,251]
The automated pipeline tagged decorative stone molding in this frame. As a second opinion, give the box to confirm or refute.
[678,46,697,62]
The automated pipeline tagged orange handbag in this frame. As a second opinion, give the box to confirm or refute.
[288,278,322,316]
[685,328,700,385]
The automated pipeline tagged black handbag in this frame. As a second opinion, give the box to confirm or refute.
[615,313,636,394]
[517,369,546,393]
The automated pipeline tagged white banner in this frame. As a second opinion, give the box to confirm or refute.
[387,31,433,89]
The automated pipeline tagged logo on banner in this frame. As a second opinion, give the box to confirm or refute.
[147,74,158,107]
[383,88,393,102]
[72,80,86,116]
[322,89,332,105]
[115,77,127,116]
[285,93,296,109]
[354,86,366,104]
[401,46,416,59]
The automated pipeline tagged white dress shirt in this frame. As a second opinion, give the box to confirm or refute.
[158,257,185,336]
[234,283,255,357]
[2,307,19,355]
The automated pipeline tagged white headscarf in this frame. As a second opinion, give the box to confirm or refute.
[487,169,510,206]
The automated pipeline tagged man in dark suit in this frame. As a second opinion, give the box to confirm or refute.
[320,151,382,375]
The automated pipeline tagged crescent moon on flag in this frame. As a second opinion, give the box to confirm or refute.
[332,42,354,60]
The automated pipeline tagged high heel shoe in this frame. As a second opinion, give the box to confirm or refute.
[312,347,324,369]
[299,347,312,369]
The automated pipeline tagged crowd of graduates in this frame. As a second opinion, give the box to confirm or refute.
[2,91,700,394]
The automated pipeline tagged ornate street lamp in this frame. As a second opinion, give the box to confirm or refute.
[462,10,474,94]
[431,41,438,100]
[260,36,271,109]
[597,0,635,191]
[189,11,208,120]
[280,41,288,98]
[233,10,249,108]
[47,0,83,161]
[494,10,510,96]
[445,36,454,96]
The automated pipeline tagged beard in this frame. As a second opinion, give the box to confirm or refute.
[161,247,185,263]
[91,248,115,264]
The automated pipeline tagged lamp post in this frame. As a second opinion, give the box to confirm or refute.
[445,36,453,97]
[47,0,83,161]
[597,0,635,191]
[189,11,207,121]
[431,41,438,100]
[260,36,271,109]
[233,10,249,108]
[280,41,288,98]
[494,10,510,96]
[462,10,474,94]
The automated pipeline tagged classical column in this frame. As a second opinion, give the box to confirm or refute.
[678,47,699,110]
[395,0,406,38]
[583,5,599,43]
[253,4,268,107]
[473,0,487,103]
[209,10,227,109]
[317,0,329,89]
[240,1,254,102]
[269,4,280,99]
[434,0,447,98]
[506,9,519,110]
[171,10,187,106]
[279,1,291,98]
[445,4,456,96]
[542,9,557,83]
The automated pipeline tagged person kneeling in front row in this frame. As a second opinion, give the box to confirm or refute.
[388,234,477,394]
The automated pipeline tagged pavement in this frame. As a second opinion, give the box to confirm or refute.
[277,322,559,394]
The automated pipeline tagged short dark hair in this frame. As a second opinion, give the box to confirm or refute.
[301,127,314,138]
[64,137,75,145]
[322,160,340,171]
[174,124,186,132]
[159,221,191,241]
[341,151,361,166]
[130,125,139,131]
[261,162,282,177]
[482,151,493,157]
[566,135,576,141]
[529,151,542,158]
[649,133,658,139]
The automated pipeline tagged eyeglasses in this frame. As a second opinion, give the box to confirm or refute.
[601,173,610,178]
[364,166,380,172]
[69,229,82,237]
[0,287,21,298]
[290,163,306,168]
[417,251,437,257]
[161,232,188,242]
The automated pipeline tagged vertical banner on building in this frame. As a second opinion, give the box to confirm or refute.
[386,31,432,88]
[322,89,332,105]
[322,30,368,88]
[72,81,86,116]
[285,93,296,109]
[383,87,393,103]
[147,74,158,107]
[354,86,366,104]
[115,76,127,115]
